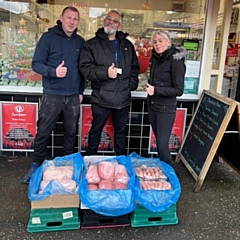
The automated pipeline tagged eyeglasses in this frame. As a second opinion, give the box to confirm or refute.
[105,16,121,25]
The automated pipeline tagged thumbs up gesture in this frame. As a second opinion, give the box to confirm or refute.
[108,63,117,79]
[56,60,67,78]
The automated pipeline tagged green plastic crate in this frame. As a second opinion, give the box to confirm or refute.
[27,207,80,233]
[130,204,178,227]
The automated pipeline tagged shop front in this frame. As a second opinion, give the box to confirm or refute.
[0,0,237,157]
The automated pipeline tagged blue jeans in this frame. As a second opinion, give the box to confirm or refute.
[86,104,129,156]
[148,107,176,165]
[33,94,80,163]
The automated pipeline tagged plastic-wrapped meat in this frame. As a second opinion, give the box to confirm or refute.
[140,179,172,190]
[39,179,77,193]
[88,184,99,190]
[86,163,100,184]
[113,180,127,190]
[98,161,115,181]
[135,166,167,180]
[43,166,74,181]
[114,164,129,184]
[98,179,113,190]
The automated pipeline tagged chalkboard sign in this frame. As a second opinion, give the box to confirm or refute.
[176,90,238,192]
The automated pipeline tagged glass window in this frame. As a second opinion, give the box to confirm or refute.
[0,2,205,92]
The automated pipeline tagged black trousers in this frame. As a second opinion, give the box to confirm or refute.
[33,94,80,163]
[86,104,129,156]
[148,107,176,165]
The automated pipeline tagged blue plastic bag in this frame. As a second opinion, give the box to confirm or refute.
[28,152,84,201]
[80,155,136,216]
[130,152,181,212]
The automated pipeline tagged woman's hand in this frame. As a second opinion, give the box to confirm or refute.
[146,83,154,96]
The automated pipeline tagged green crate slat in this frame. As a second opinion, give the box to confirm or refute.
[130,204,178,227]
[27,207,80,233]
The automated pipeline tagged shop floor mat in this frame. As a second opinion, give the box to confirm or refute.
[80,209,130,229]
[27,207,80,233]
[130,204,178,227]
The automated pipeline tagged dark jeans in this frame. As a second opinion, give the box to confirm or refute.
[33,94,80,163]
[148,107,176,165]
[86,104,129,156]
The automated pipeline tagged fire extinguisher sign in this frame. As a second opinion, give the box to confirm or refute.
[0,101,38,151]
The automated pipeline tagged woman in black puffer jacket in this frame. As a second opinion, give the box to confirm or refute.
[146,30,186,165]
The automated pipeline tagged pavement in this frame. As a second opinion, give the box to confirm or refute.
[0,153,240,240]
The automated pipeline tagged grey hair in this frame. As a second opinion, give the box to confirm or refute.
[151,30,171,44]
[107,10,122,24]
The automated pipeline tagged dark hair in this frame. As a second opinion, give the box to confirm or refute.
[61,6,80,17]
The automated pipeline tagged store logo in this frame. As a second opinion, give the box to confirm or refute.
[15,105,24,113]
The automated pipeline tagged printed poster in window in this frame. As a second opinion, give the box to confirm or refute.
[149,108,187,155]
[184,60,201,94]
[80,105,114,152]
[0,102,38,151]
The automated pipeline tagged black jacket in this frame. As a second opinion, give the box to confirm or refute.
[32,20,85,95]
[148,45,186,112]
[79,28,139,109]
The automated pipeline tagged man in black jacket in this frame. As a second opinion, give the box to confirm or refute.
[79,10,139,156]
[22,6,85,184]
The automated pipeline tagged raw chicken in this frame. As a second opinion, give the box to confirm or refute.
[98,161,115,181]
[39,179,77,193]
[98,179,114,190]
[88,184,99,190]
[113,180,127,190]
[114,164,129,184]
[43,166,74,181]
[86,163,100,184]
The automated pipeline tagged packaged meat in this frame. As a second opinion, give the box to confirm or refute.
[98,179,114,190]
[43,165,74,181]
[88,184,99,190]
[113,180,127,190]
[114,164,129,184]
[98,161,115,181]
[140,179,172,190]
[39,179,77,193]
[135,166,167,180]
[86,163,100,184]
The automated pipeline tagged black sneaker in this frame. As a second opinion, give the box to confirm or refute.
[22,162,41,184]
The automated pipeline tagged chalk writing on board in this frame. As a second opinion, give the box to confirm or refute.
[181,94,229,175]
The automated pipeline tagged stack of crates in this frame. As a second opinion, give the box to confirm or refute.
[130,203,178,228]
[27,195,81,233]
[80,155,131,229]
[27,207,80,233]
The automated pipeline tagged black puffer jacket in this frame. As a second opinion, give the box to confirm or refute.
[147,45,186,112]
[79,28,139,109]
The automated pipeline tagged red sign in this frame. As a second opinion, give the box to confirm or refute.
[149,108,187,154]
[226,43,239,57]
[80,105,114,152]
[1,102,38,151]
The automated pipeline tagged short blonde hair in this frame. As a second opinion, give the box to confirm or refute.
[151,30,171,44]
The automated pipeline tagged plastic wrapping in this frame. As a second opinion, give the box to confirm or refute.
[28,152,84,201]
[130,152,181,212]
[80,155,136,217]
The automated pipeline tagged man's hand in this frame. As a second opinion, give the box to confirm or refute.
[108,63,117,79]
[79,95,83,103]
[56,60,67,78]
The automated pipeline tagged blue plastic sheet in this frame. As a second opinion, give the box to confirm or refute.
[28,152,84,201]
[80,155,136,216]
[130,152,181,212]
